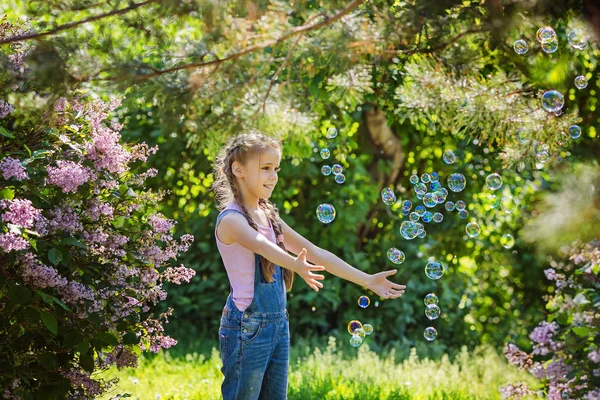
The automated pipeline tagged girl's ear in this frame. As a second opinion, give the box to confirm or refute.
[232,161,243,178]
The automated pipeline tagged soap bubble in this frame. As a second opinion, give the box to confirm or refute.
[421,173,431,183]
[400,221,419,240]
[326,127,338,139]
[320,148,331,159]
[466,222,481,238]
[410,175,419,185]
[513,39,528,54]
[353,328,366,339]
[332,164,343,175]
[381,188,396,206]
[347,320,363,335]
[358,296,370,308]
[567,29,588,50]
[423,192,439,208]
[447,173,466,192]
[487,194,500,209]
[415,205,426,216]
[350,335,362,347]
[537,27,557,43]
[541,90,564,113]
[443,150,456,164]
[569,125,582,139]
[424,293,439,306]
[335,174,346,184]
[430,181,442,191]
[537,151,549,163]
[414,183,428,196]
[425,260,445,280]
[500,234,515,249]
[321,165,332,176]
[486,173,503,191]
[425,304,441,320]
[416,193,424,200]
[363,324,373,335]
[316,203,336,224]
[424,327,438,341]
[430,172,440,182]
[455,200,466,210]
[374,301,379,307]
[541,39,558,54]
[387,248,405,264]
[575,75,588,89]
[433,212,443,223]
[409,212,420,222]
[417,230,426,239]
[458,209,469,219]
[445,201,455,212]
[500,196,516,214]
[401,209,410,217]
[435,190,447,204]
[422,212,433,223]
[458,99,468,108]
[402,200,413,211]
[517,129,528,143]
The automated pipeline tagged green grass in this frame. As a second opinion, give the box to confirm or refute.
[98,336,538,400]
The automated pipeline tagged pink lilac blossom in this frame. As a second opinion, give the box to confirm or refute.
[585,389,600,400]
[59,368,106,398]
[504,343,533,369]
[1,198,42,228]
[0,157,28,180]
[115,346,138,369]
[85,198,114,221]
[499,383,535,399]
[588,350,600,364]
[54,97,67,112]
[60,281,95,305]
[545,268,558,280]
[530,321,559,355]
[84,125,130,174]
[129,168,158,185]
[0,232,29,252]
[46,160,93,193]
[130,143,159,163]
[47,205,83,234]
[162,265,196,285]
[545,359,571,381]
[19,253,68,289]
[0,100,14,118]
[148,213,175,233]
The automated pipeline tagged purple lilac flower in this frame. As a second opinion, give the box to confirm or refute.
[589,350,600,364]
[47,204,83,234]
[86,198,114,221]
[0,232,29,252]
[504,343,532,369]
[162,265,196,285]
[46,160,93,193]
[1,198,42,228]
[19,253,68,289]
[85,125,130,174]
[0,100,14,118]
[148,213,176,233]
[54,97,67,112]
[0,157,28,181]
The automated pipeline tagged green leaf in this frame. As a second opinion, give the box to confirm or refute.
[94,332,119,346]
[48,248,62,265]
[123,332,140,345]
[9,285,33,305]
[77,340,90,356]
[0,125,15,139]
[572,326,590,337]
[53,296,72,312]
[60,236,88,249]
[63,332,83,349]
[0,188,15,200]
[39,310,58,335]
[24,144,32,157]
[80,352,94,372]
[38,353,60,370]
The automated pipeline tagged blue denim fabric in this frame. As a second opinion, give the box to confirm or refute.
[217,209,290,400]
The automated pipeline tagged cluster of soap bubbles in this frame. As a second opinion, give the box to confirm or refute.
[423,260,446,341]
[348,296,375,347]
[320,127,346,184]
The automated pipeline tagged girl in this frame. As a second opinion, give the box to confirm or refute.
[212,130,407,400]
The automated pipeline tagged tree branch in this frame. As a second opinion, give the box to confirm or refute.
[383,28,489,55]
[0,0,159,46]
[103,0,366,82]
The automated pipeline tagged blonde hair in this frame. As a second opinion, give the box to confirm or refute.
[212,129,294,291]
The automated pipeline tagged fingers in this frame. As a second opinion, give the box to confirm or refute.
[310,273,325,281]
[391,283,407,290]
[384,269,398,276]
[298,248,307,260]
[389,288,405,296]
[313,280,324,289]
[309,265,326,271]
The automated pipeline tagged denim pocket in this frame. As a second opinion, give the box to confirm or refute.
[240,319,262,343]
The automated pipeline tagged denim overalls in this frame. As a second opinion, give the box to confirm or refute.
[217,209,290,400]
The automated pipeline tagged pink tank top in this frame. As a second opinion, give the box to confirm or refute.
[215,202,277,312]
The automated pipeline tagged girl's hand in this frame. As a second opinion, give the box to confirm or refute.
[367,269,406,299]
[293,248,325,292]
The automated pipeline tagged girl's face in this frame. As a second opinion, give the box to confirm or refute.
[235,146,281,200]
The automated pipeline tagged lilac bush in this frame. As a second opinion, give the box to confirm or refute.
[501,240,600,400]
[0,96,196,399]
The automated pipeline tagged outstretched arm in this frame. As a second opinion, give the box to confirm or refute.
[280,218,406,299]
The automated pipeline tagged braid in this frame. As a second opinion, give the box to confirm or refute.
[259,198,294,291]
